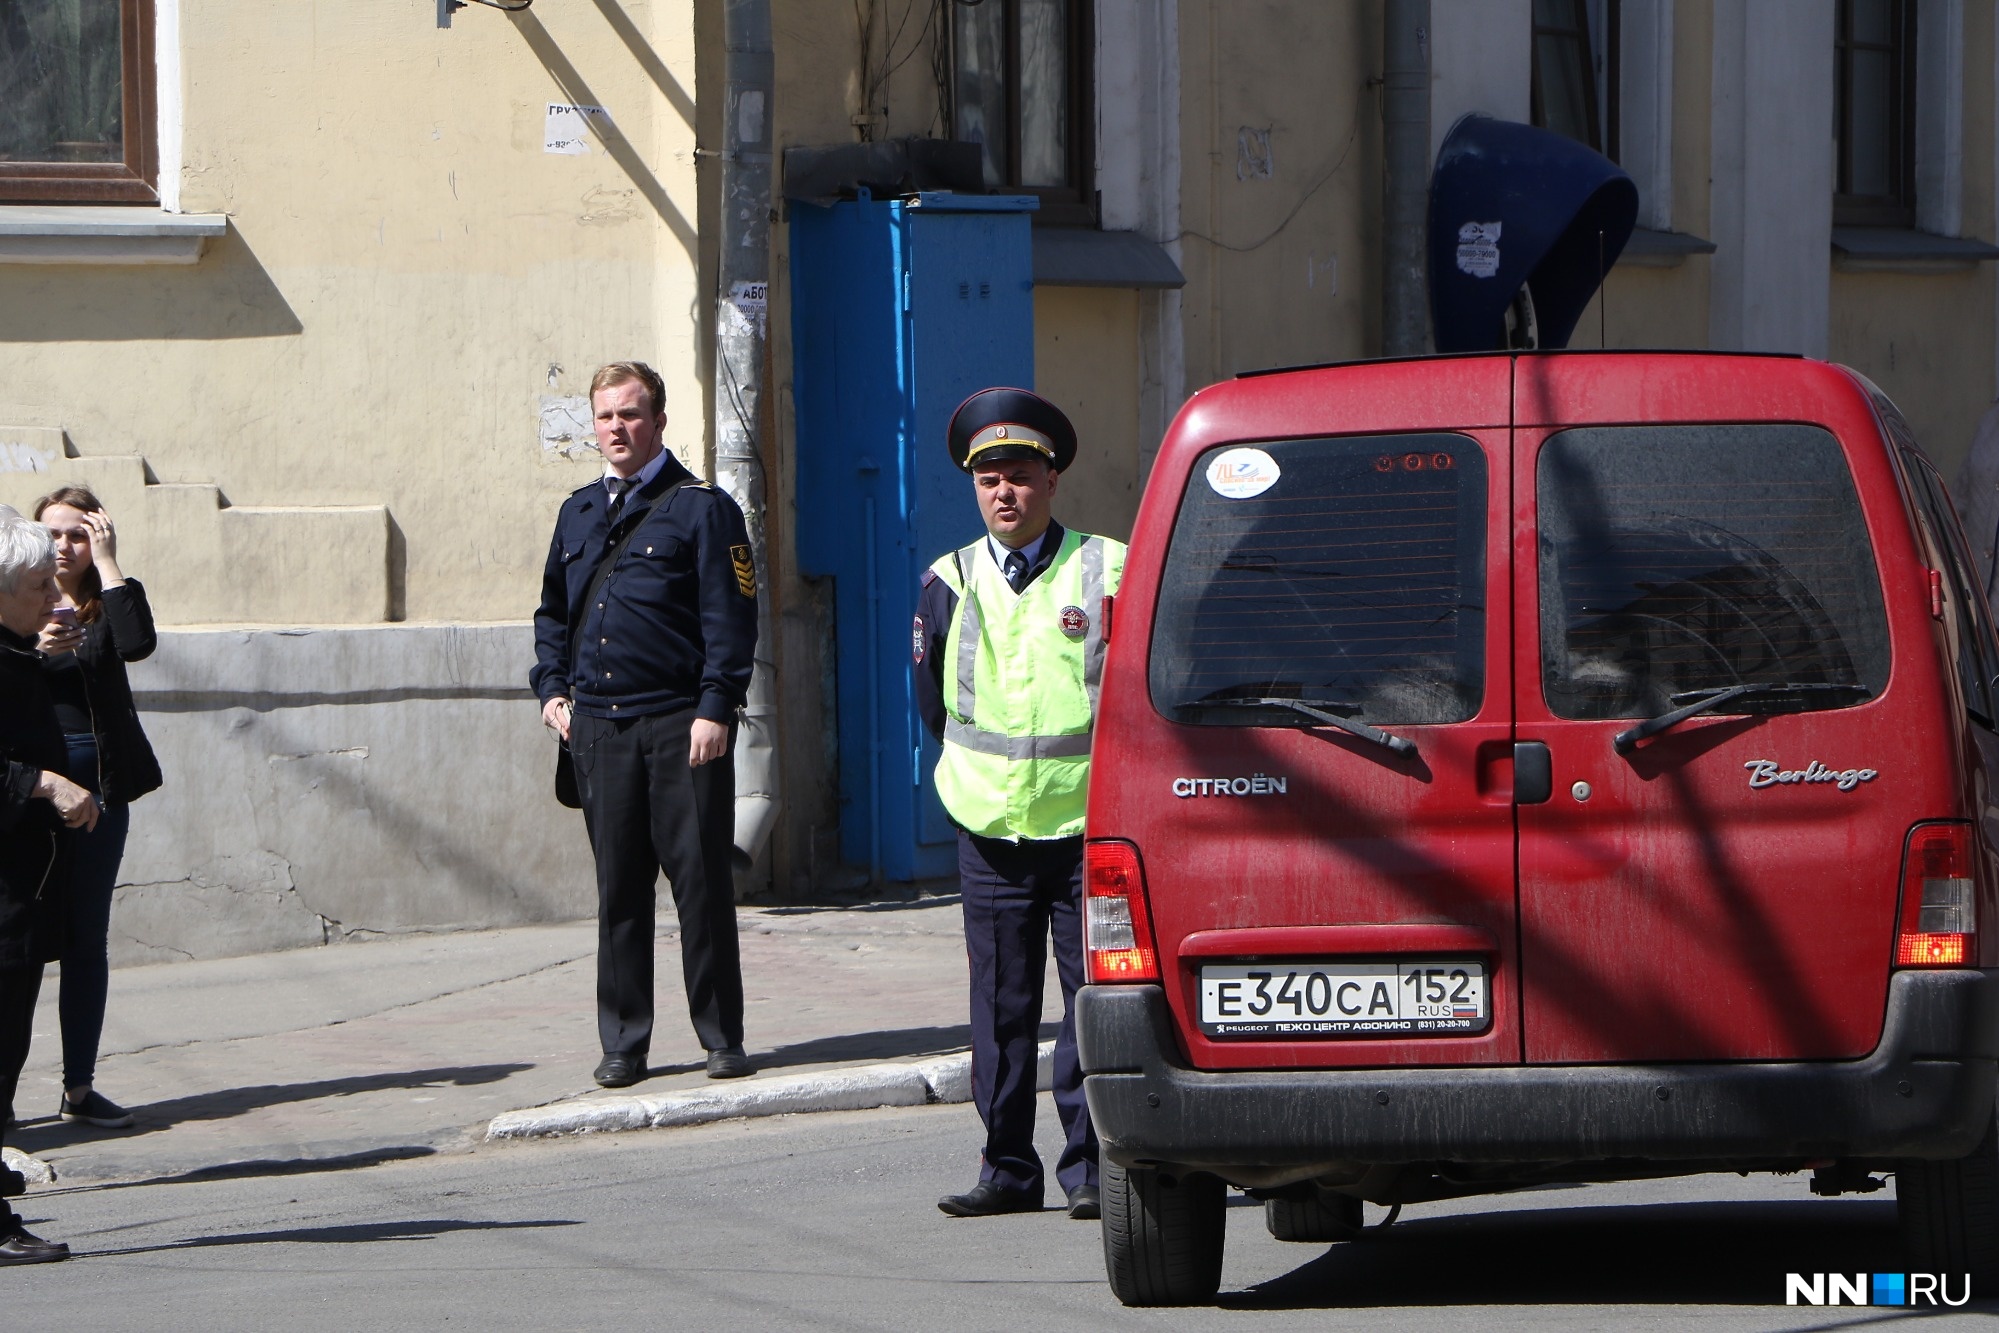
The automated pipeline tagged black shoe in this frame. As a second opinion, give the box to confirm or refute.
[59,1089,134,1129]
[0,1166,23,1198]
[938,1181,1044,1217]
[0,1229,69,1264]
[705,1046,754,1080]
[1065,1184,1101,1220]
[592,1054,646,1089]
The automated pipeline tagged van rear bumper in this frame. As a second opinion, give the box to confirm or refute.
[1079,970,1999,1170]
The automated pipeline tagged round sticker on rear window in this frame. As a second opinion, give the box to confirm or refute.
[1206,447,1281,499]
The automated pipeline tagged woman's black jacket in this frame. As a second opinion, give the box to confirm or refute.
[0,628,68,968]
[58,580,163,803]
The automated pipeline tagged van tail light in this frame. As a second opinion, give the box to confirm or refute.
[1084,839,1158,983]
[1896,822,1976,967]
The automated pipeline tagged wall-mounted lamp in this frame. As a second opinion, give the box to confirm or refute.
[438,0,532,28]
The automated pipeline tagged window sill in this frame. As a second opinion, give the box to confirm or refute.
[1032,228,1185,290]
[0,206,228,266]
[1831,227,1999,274]
[1615,227,1717,269]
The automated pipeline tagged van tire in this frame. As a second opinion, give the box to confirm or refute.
[1264,1188,1364,1243]
[1897,1110,1999,1286]
[1101,1160,1226,1307]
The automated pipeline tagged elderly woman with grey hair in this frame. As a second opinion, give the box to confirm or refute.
[0,505,99,1264]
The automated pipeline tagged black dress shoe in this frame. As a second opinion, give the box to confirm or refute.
[1065,1184,1101,1220]
[705,1046,754,1080]
[592,1054,646,1088]
[938,1181,1043,1217]
[0,1229,69,1264]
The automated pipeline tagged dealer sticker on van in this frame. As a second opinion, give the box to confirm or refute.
[1198,960,1489,1038]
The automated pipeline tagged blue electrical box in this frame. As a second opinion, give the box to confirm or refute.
[790,190,1037,881]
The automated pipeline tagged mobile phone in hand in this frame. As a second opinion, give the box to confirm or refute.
[49,606,76,628]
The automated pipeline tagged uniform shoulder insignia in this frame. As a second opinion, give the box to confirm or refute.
[729,544,758,598]
[920,568,938,588]
[685,480,714,490]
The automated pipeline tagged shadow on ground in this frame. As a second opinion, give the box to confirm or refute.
[13,1064,534,1151]
[81,1216,582,1259]
[1223,1197,1977,1311]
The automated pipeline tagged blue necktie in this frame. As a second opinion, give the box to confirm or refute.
[1004,549,1029,593]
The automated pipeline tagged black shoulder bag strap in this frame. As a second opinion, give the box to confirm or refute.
[554,477,690,808]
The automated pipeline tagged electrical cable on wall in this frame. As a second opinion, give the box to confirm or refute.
[463,0,533,11]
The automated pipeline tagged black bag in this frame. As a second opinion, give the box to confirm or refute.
[551,475,688,809]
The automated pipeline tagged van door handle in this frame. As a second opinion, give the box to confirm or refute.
[1514,742,1552,805]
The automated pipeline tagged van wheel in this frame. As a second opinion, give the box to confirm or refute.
[1265,1188,1364,1243]
[1898,1110,1999,1286]
[1101,1160,1226,1307]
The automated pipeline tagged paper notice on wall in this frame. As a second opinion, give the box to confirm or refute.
[1455,221,1502,279]
[545,103,608,155]
[539,395,597,461]
[726,280,768,338]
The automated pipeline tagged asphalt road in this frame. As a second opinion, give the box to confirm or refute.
[4,1100,1990,1331]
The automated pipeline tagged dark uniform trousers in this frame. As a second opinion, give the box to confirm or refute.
[960,829,1099,1199]
[572,707,743,1059]
[0,964,43,1229]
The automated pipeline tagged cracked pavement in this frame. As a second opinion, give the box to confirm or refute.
[10,899,979,1184]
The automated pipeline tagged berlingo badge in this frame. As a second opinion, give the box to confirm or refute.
[1059,605,1089,638]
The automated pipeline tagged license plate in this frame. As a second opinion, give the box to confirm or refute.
[1197,960,1489,1038]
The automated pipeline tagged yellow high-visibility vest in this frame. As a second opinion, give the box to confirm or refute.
[930,528,1126,840]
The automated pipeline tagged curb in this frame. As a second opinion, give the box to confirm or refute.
[487,1040,1054,1141]
[3,1146,54,1184]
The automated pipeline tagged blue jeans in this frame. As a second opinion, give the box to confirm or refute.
[60,732,130,1091]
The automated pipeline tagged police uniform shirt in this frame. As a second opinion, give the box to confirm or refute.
[531,454,759,724]
[912,521,1066,743]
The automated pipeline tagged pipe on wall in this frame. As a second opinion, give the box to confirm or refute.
[714,0,780,889]
[1383,0,1432,356]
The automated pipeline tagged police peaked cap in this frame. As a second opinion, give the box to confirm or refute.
[947,387,1077,473]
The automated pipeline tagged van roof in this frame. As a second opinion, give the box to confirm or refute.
[1235,349,1809,381]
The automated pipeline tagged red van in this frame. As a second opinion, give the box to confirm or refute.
[1078,352,1999,1306]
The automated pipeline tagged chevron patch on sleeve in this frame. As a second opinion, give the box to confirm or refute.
[730,544,757,598]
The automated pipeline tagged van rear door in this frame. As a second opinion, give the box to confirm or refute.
[1512,356,1926,1062]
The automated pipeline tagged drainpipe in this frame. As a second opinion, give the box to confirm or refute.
[1382,0,1431,356]
[713,0,779,888]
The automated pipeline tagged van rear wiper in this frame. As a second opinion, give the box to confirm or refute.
[1194,697,1418,758]
[1612,682,1872,755]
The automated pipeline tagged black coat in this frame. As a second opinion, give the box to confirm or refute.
[0,627,68,969]
[49,580,163,803]
[531,458,759,724]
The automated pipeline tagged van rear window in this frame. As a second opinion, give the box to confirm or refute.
[1538,425,1889,720]
[1150,434,1488,727]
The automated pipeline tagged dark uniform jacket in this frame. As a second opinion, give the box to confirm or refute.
[0,627,69,969]
[912,521,1068,743]
[531,455,759,724]
[46,580,163,803]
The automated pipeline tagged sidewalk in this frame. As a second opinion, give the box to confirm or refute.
[7,898,1027,1185]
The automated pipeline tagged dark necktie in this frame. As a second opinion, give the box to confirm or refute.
[606,476,635,525]
[1003,548,1029,594]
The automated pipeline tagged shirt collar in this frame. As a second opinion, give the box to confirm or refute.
[604,446,671,498]
[988,527,1049,571]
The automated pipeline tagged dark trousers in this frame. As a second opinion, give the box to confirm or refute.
[60,730,130,1090]
[959,830,1098,1198]
[571,708,743,1058]
[0,963,44,1230]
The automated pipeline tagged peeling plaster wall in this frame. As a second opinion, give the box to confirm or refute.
[112,625,593,967]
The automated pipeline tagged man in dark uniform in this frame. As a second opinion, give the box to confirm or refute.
[915,389,1126,1220]
[532,361,759,1087]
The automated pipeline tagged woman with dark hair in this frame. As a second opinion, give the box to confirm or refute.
[32,487,162,1131]
[0,506,97,1263]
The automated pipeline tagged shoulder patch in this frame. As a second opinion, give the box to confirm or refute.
[730,544,757,598]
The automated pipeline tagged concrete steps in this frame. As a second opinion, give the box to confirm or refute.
[0,426,390,625]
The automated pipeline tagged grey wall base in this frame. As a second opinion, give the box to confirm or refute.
[116,623,595,967]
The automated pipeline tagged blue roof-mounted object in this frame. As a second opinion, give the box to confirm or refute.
[1428,115,1637,352]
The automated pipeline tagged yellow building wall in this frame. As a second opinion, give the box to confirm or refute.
[1036,287,1143,542]
[0,1,701,624]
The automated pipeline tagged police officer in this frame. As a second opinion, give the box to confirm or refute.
[915,388,1126,1220]
[531,361,759,1088]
